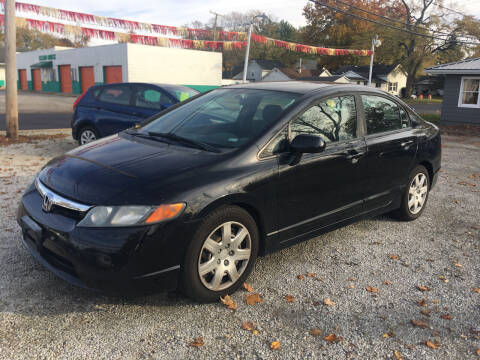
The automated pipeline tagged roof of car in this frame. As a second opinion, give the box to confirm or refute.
[223,81,378,95]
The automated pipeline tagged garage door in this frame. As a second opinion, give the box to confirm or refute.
[59,65,73,93]
[80,66,95,93]
[104,66,122,84]
[19,69,28,90]
[32,69,42,91]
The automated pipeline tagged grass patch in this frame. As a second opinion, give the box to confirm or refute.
[404,97,443,104]
[419,113,440,123]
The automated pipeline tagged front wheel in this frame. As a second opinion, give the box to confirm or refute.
[181,206,259,302]
[394,165,430,221]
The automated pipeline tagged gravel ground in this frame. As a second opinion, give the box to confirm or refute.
[0,133,479,359]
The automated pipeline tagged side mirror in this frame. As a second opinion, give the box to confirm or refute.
[290,134,326,154]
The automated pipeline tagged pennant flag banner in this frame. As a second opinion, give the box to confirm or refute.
[0,2,372,56]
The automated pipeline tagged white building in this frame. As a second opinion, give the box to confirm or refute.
[16,43,222,94]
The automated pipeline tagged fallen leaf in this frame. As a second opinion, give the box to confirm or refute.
[393,350,403,360]
[454,263,462,268]
[366,286,379,294]
[307,273,316,277]
[441,314,453,320]
[432,300,440,304]
[220,295,237,310]
[417,285,431,292]
[348,284,355,289]
[313,301,320,306]
[473,288,480,294]
[243,282,254,293]
[297,274,304,280]
[383,331,395,338]
[323,298,335,306]
[245,293,263,305]
[189,337,204,347]
[438,275,449,283]
[285,295,295,303]
[270,341,280,350]
[388,254,400,260]
[421,309,431,316]
[241,321,255,331]
[426,339,440,349]
[324,333,344,343]
[476,349,480,356]
[310,328,323,336]
[384,280,392,286]
[252,329,259,335]
[411,319,428,328]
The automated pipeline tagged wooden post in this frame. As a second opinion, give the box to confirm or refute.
[5,0,19,139]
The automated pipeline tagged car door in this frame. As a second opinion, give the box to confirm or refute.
[274,94,368,244]
[132,84,176,119]
[94,84,140,136]
[360,94,417,210]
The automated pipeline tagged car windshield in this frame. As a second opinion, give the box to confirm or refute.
[139,88,300,149]
[161,85,199,102]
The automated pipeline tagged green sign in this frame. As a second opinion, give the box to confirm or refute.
[39,54,56,60]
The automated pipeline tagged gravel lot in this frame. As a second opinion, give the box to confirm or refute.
[0,133,479,359]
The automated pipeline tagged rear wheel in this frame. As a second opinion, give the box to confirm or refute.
[181,206,259,302]
[78,127,98,145]
[394,165,430,221]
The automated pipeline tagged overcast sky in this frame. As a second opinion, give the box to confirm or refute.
[17,0,480,28]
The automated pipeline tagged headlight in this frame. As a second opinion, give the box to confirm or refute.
[77,203,185,227]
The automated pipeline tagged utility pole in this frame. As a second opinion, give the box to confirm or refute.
[5,0,18,139]
[242,14,268,84]
[209,11,224,42]
[368,34,381,87]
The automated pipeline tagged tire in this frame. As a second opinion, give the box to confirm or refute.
[181,206,259,302]
[78,126,98,145]
[393,165,430,221]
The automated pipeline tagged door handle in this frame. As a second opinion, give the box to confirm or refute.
[401,140,414,148]
[344,150,366,164]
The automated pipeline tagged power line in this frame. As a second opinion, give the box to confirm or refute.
[308,0,480,46]
[331,0,471,40]
[432,2,469,18]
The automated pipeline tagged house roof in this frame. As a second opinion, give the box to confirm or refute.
[425,57,480,74]
[336,64,398,76]
[300,75,346,82]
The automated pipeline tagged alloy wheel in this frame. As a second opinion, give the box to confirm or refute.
[198,221,252,291]
[80,129,97,145]
[408,173,428,215]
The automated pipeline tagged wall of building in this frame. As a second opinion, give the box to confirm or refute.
[126,43,222,87]
[261,68,291,82]
[441,74,479,124]
[16,43,222,95]
[16,44,128,94]
[386,66,407,96]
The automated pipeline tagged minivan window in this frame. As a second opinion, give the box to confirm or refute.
[291,95,357,143]
[362,95,406,134]
[140,89,300,149]
[98,85,132,106]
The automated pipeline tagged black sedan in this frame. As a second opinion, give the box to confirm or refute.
[17,82,441,302]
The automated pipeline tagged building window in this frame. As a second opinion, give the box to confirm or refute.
[458,77,480,108]
[376,82,381,88]
[388,82,398,92]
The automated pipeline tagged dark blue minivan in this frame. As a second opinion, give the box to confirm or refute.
[72,83,199,145]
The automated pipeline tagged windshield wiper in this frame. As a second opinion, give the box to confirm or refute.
[147,131,221,153]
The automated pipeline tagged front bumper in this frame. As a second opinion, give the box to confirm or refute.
[16,188,192,294]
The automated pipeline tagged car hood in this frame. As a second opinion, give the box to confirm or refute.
[38,134,222,205]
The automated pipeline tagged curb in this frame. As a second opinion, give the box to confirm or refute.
[0,128,71,136]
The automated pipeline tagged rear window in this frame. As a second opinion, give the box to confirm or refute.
[161,85,199,102]
[98,85,132,106]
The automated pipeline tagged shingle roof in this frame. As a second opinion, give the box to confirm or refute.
[336,64,398,77]
[426,57,480,74]
[254,59,286,70]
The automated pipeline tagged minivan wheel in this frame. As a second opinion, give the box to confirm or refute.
[181,206,259,302]
[78,127,98,145]
[394,165,430,221]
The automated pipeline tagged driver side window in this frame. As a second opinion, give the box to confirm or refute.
[291,95,357,143]
[135,86,173,109]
